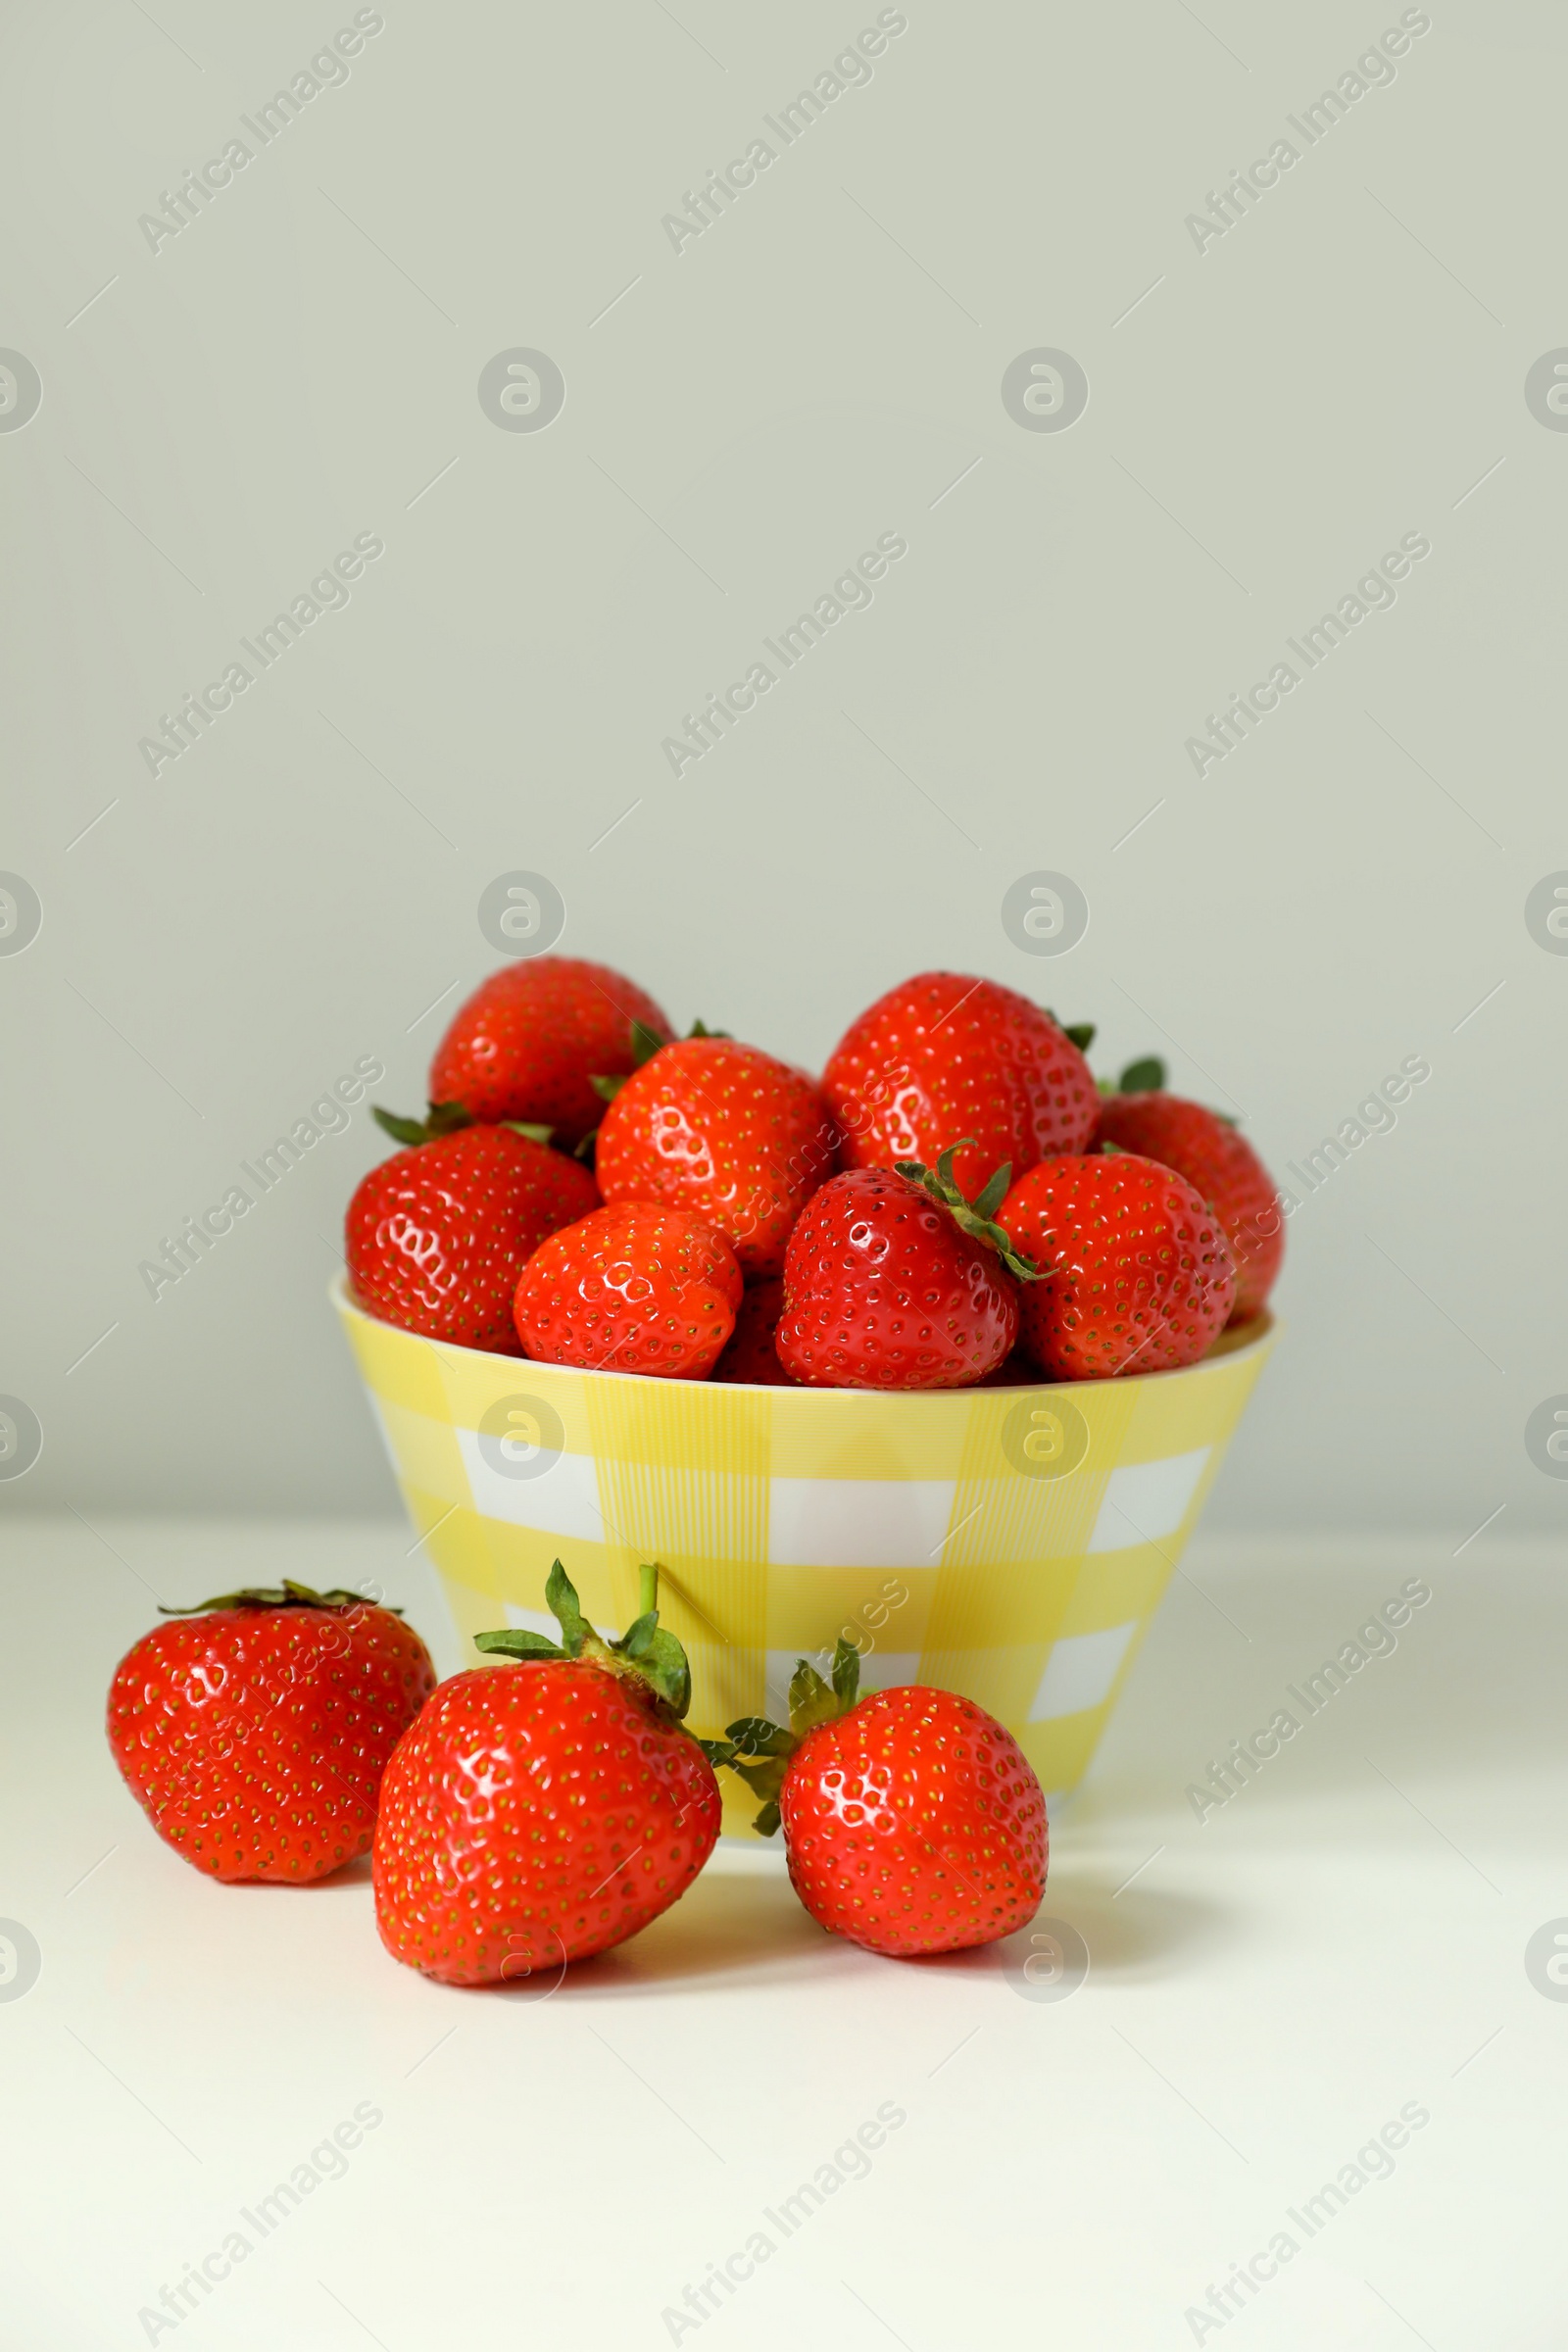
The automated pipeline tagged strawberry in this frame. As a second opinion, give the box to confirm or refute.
[108,1582,436,1884]
[347,1124,598,1353]
[514,1201,742,1378]
[373,1561,720,1984]
[712,1277,792,1385]
[1096,1057,1282,1324]
[595,1036,838,1277]
[822,971,1099,1200]
[428,956,671,1145]
[712,1642,1046,1957]
[998,1151,1235,1379]
[774,1149,1033,1391]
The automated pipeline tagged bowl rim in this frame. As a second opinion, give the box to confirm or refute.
[328,1272,1276,1401]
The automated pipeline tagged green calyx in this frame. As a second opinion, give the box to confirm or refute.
[587,1015,728,1108]
[1111,1055,1166,1097]
[1045,1009,1097,1054]
[372,1101,553,1149]
[473,1559,695,1722]
[1095,1054,1241,1127]
[160,1580,400,1616]
[702,1638,864,1836]
[587,1018,673,1107]
[893,1141,1040,1283]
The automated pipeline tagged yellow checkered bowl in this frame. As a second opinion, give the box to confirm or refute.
[332,1275,1275,1837]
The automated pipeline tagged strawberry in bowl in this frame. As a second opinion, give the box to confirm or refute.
[998,1151,1236,1379]
[513,1201,743,1378]
[775,1146,1036,1391]
[428,956,669,1146]
[595,1033,838,1277]
[1096,1056,1283,1325]
[346,1124,597,1353]
[822,970,1099,1200]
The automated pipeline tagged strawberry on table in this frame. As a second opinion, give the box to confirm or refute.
[1096,1056,1282,1324]
[428,956,671,1145]
[374,1561,721,1984]
[108,1582,436,1884]
[713,1642,1047,1958]
[998,1151,1235,1379]
[347,1124,598,1353]
[775,1148,1034,1391]
[712,1277,793,1385]
[822,971,1099,1200]
[513,1201,742,1378]
[595,1035,838,1277]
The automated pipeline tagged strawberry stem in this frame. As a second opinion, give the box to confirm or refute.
[474,1558,697,1722]
[893,1142,1040,1283]
[706,1637,865,1833]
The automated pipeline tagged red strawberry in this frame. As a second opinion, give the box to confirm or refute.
[998,1151,1235,1379]
[373,1561,720,1984]
[712,1277,792,1385]
[429,956,671,1144]
[715,1642,1046,1958]
[1096,1060,1282,1323]
[347,1124,598,1353]
[108,1582,436,1884]
[822,971,1099,1199]
[595,1036,838,1277]
[514,1201,742,1378]
[774,1150,1032,1391]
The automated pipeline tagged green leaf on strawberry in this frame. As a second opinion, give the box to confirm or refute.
[372,1101,555,1148]
[893,1141,1041,1283]
[159,1578,404,1616]
[473,1558,694,1720]
[706,1636,867,1833]
[1043,1009,1097,1054]
[589,1016,729,1107]
[371,1100,474,1148]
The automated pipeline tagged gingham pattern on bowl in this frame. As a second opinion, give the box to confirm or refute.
[333,1277,1275,1836]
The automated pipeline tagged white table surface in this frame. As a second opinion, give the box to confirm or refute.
[2,1514,1562,2351]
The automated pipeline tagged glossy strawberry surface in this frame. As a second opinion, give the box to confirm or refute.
[822,971,1099,1199]
[778,1686,1047,1957]
[109,1602,435,1884]
[999,1152,1235,1379]
[346,1125,598,1353]
[373,1659,721,1984]
[513,1201,743,1378]
[1096,1091,1282,1323]
[595,1037,838,1277]
[429,956,670,1143]
[776,1167,1019,1390]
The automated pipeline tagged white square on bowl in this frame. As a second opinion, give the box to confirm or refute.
[1086,1447,1211,1553]
[1027,1622,1140,1721]
[767,1476,957,1568]
[456,1430,608,1542]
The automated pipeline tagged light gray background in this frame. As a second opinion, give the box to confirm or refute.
[2,0,1562,1534]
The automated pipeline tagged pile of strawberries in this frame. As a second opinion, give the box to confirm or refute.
[345,956,1282,1388]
